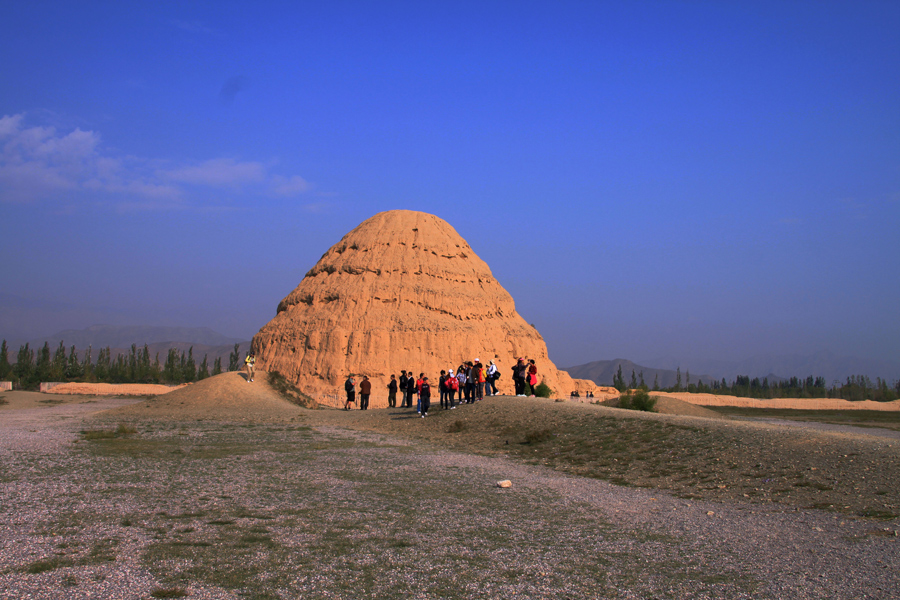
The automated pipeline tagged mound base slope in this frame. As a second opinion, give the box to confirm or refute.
[100,371,307,421]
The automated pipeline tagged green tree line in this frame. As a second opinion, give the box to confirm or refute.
[611,364,899,402]
[0,340,244,390]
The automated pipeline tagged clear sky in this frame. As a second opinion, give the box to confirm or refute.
[2,0,898,370]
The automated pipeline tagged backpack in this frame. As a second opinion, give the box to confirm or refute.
[493,371,500,381]
[449,377,459,391]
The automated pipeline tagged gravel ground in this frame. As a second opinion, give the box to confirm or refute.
[0,396,898,599]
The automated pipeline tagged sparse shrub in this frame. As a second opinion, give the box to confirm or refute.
[267,371,318,409]
[534,381,552,398]
[81,423,137,441]
[447,420,467,433]
[150,587,188,598]
[25,557,68,573]
[524,428,552,444]
[618,390,657,412]
[0,395,7,405]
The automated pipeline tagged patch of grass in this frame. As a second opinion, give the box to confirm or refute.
[447,419,467,433]
[24,556,70,573]
[267,371,318,409]
[524,428,553,444]
[709,407,900,430]
[150,587,188,598]
[81,423,138,441]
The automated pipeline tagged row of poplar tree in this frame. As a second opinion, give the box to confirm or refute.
[0,340,246,389]
[612,365,899,402]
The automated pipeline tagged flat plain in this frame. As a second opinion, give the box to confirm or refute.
[0,383,898,599]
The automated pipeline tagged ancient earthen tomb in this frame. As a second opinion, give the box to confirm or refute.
[252,210,596,404]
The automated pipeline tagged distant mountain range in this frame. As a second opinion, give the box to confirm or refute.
[20,325,251,365]
[641,351,900,385]
[565,351,900,387]
[34,324,246,349]
[562,359,717,389]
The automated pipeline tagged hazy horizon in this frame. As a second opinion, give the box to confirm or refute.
[2,2,898,372]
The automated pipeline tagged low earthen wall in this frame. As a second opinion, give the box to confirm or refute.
[658,392,900,411]
[40,382,187,396]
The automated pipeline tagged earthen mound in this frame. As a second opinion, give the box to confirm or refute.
[601,394,726,419]
[252,210,598,405]
[99,371,307,421]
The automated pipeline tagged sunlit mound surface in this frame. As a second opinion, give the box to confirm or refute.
[99,371,310,422]
[601,394,726,419]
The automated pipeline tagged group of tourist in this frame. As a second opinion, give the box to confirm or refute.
[343,357,542,414]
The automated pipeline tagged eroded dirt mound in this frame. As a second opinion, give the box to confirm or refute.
[601,395,726,419]
[252,209,597,400]
[100,371,307,422]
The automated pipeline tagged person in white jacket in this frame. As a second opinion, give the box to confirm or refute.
[486,360,499,396]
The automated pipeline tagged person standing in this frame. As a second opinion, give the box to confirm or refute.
[420,376,432,417]
[473,359,485,401]
[416,373,425,413]
[447,368,458,408]
[244,352,256,383]
[486,360,499,396]
[513,358,527,396]
[406,368,416,409]
[387,374,398,408]
[344,376,356,410]
[399,371,408,406]
[528,359,539,396]
[457,365,468,403]
[359,375,372,410]
[439,370,448,410]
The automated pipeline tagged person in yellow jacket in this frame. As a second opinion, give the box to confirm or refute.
[245,352,256,382]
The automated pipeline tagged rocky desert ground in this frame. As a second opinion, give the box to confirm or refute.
[1,373,898,599]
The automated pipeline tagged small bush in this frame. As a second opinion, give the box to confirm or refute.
[81,423,137,441]
[534,382,553,398]
[447,420,467,433]
[524,428,553,444]
[150,587,188,598]
[0,395,8,405]
[618,390,657,412]
[25,557,68,573]
[267,371,318,409]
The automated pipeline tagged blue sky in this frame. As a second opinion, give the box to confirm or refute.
[1,0,898,370]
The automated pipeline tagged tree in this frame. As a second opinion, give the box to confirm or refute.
[228,344,240,372]
[652,374,659,391]
[675,367,682,392]
[629,369,637,390]
[0,340,10,380]
[51,341,67,381]
[198,354,209,380]
[613,365,625,392]
[182,347,196,382]
[82,345,93,381]
[163,349,179,382]
[36,342,52,382]
[212,357,222,376]
[14,344,35,386]
[66,345,83,380]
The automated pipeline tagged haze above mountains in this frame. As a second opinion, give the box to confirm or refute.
[8,324,897,386]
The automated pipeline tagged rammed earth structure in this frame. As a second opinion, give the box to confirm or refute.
[252,210,598,404]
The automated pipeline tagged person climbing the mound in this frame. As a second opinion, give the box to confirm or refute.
[245,352,256,382]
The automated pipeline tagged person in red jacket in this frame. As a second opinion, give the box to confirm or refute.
[359,375,372,410]
[527,359,539,397]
